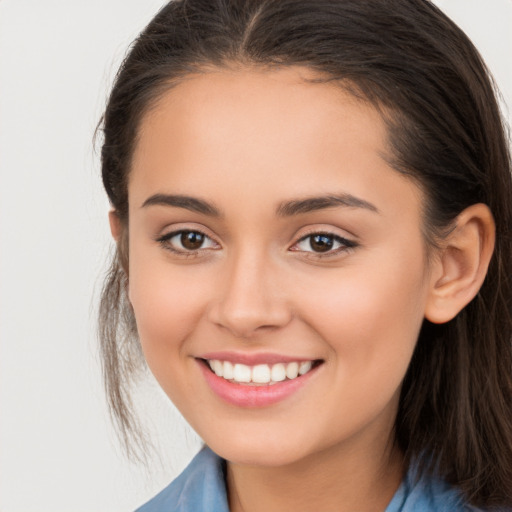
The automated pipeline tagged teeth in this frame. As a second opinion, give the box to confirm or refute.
[211,359,223,376]
[233,363,251,383]
[223,361,234,380]
[271,363,286,382]
[207,359,316,384]
[286,362,299,379]
[252,364,271,383]
[299,361,312,375]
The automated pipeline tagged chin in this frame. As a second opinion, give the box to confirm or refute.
[203,427,319,468]
[215,444,305,468]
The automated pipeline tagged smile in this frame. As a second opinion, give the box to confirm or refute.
[206,359,315,385]
[197,356,324,407]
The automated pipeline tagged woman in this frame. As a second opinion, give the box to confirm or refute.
[98,0,512,509]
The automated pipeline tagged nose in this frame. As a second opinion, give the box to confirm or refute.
[207,249,292,339]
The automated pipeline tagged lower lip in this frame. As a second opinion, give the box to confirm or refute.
[197,360,320,408]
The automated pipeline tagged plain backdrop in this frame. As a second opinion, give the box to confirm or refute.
[0,1,510,511]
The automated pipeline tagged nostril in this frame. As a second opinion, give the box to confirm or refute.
[208,301,293,339]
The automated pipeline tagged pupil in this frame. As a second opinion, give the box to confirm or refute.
[310,234,333,252]
[181,231,204,250]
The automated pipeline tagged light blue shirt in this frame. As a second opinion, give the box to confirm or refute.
[136,446,489,511]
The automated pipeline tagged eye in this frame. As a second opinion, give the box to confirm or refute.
[291,232,357,255]
[156,230,219,254]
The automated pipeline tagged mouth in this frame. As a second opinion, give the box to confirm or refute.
[196,355,324,407]
[199,358,323,386]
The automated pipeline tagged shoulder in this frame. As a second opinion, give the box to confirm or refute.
[135,446,229,512]
[386,461,510,512]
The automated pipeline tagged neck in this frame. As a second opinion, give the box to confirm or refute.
[226,426,404,512]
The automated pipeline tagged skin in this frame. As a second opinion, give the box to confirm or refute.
[114,66,495,512]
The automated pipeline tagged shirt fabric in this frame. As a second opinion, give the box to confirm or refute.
[135,446,490,512]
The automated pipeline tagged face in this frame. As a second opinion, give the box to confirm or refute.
[126,67,434,468]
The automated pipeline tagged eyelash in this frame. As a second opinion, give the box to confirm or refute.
[156,230,219,257]
[291,232,358,258]
[156,229,358,258]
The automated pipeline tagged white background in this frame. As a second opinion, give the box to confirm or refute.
[0,1,510,511]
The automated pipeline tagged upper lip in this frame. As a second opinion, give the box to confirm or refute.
[197,351,320,366]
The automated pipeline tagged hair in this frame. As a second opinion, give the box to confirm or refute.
[97,0,512,506]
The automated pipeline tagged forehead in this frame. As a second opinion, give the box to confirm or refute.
[134,66,386,167]
[129,66,420,219]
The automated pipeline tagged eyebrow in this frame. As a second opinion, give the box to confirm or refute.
[141,192,378,217]
[276,194,379,216]
[141,194,221,216]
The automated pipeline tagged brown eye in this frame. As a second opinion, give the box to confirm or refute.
[157,229,218,254]
[181,231,205,250]
[309,234,334,252]
[291,232,357,256]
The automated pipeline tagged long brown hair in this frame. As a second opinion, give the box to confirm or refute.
[97,0,512,506]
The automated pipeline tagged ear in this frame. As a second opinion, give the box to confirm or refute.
[424,203,495,324]
[108,209,122,242]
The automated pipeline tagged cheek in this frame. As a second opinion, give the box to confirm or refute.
[127,250,210,370]
[296,261,428,438]
[298,249,428,380]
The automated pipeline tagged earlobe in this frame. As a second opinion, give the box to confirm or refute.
[108,210,122,242]
[424,204,495,324]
